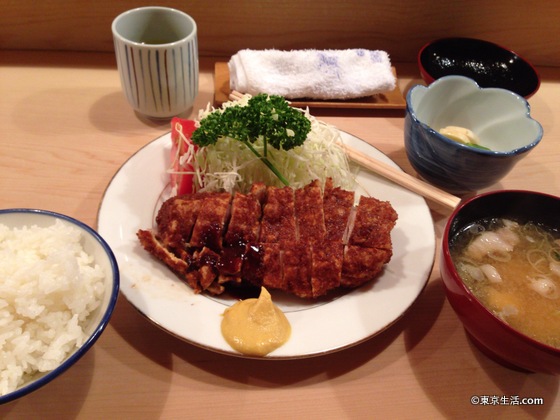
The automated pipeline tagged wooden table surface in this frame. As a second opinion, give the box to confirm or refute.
[1,50,559,419]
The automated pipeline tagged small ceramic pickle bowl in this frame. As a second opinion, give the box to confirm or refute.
[404,75,543,195]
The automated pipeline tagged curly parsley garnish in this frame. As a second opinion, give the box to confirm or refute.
[191,94,312,186]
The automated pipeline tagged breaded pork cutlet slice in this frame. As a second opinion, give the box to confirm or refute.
[136,229,197,290]
[348,195,398,252]
[294,179,326,244]
[260,185,297,243]
[294,179,345,298]
[155,194,205,256]
[242,242,284,291]
[218,191,263,281]
[235,184,284,290]
[224,191,262,247]
[323,178,355,243]
[138,179,398,298]
[260,243,284,291]
[309,241,344,297]
[282,241,313,298]
[239,185,293,292]
[341,195,398,286]
[248,182,267,206]
[341,246,390,288]
[189,192,232,251]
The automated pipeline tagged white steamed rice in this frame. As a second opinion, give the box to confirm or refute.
[0,219,106,396]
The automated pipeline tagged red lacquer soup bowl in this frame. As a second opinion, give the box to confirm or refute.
[440,190,560,374]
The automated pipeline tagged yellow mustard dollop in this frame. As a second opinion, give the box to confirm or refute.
[221,287,291,356]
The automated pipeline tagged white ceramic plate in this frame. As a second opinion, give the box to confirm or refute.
[97,131,435,359]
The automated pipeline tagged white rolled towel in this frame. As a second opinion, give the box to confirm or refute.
[228,48,396,100]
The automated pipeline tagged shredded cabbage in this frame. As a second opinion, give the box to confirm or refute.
[177,94,357,193]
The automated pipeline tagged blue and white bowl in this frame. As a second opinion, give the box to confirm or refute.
[404,76,543,195]
[0,209,119,404]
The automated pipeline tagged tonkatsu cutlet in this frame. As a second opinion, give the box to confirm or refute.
[137,178,398,298]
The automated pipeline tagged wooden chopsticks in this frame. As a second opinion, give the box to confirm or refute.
[229,90,245,101]
[339,142,461,211]
[227,91,461,211]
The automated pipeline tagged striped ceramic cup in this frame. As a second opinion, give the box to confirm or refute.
[112,7,198,119]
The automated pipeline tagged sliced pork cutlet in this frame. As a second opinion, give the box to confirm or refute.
[219,191,263,281]
[282,241,313,298]
[225,184,281,289]
[155,194,206,257]
[294,179,326,244]
[348,195,398,252]
[138,179,398,298]
[238,184,284,290]
[241,242,284,291]
[136,229,198,291]
[342,195,398,287]
[189,192,232,251]
[224,191,262,247]
[323,178,355,243]
[184,192,232,293]
[260,185,297,243]
[248,181,267,205]
[341,245,391,287]
[294,179,343,297]
[310,241,344,297]
[139,192,223,293]
[192,246,222,291]
[261,243,284,291]
[246,184,316,297]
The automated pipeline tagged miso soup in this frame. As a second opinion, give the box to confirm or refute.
[450,218,560,348]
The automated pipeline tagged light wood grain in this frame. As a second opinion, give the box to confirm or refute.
[1,0,560,66]
[1,50,559,419]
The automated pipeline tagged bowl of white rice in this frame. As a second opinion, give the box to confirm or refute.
[0,209,119,404]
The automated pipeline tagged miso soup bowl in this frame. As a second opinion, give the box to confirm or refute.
[440,190,560,374]
[404,76,543,195]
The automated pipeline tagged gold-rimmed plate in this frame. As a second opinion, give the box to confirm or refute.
[97,130,434,359]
